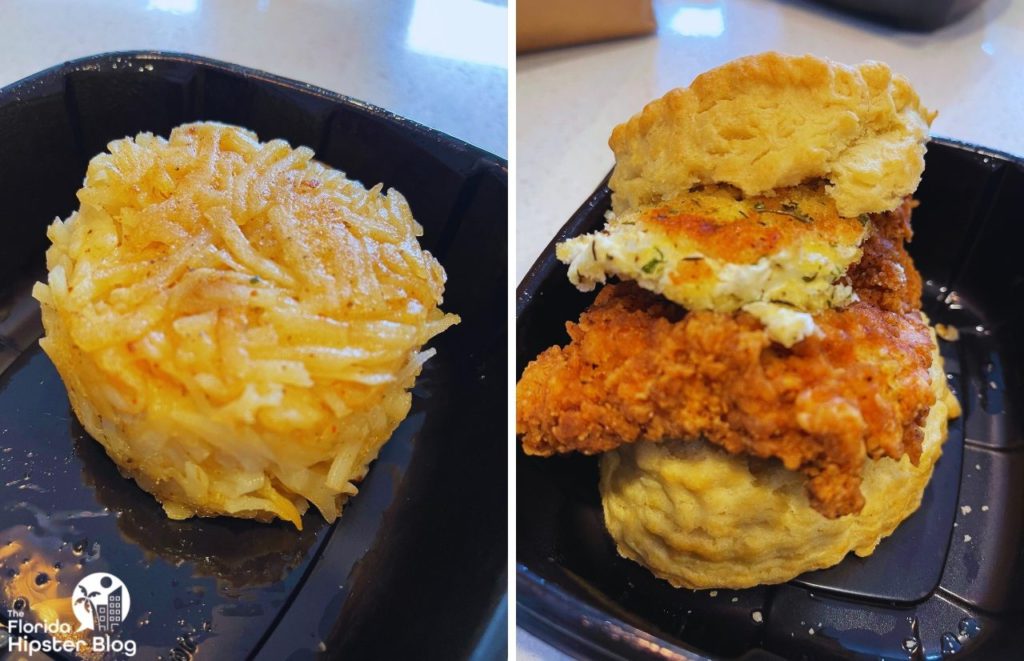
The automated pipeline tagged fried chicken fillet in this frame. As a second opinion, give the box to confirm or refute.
[517,202,933,518]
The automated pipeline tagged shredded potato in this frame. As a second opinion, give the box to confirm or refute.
[34,122,458,528]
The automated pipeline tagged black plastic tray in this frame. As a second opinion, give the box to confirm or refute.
[517,139,1024,660]
[0,52,507,660]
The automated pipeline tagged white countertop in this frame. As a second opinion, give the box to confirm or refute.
[517,0,1024,280]
[517,0,1022,658]
[0,0,508,159]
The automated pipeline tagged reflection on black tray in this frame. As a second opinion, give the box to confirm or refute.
[0,347,333,660]
[71,416,324,593]
[0,341,444,660]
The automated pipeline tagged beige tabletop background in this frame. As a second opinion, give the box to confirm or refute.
[0,0,508,159]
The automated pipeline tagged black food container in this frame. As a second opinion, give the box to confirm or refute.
[517,139,1024,659]
[814,0,986,31]
[0,52,507,660]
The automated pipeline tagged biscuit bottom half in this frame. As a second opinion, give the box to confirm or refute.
[600,330,958,589]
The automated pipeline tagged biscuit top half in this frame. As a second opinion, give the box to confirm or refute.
[608,52,936,218]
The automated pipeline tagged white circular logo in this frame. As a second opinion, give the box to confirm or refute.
[71,573,131,633]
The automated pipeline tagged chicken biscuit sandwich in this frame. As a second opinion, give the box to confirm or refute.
[516,53,960,589]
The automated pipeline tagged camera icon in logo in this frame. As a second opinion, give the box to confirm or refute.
[71,573,131,633]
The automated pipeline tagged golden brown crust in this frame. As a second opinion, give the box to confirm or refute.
[608,52,935,218]
[847,198,923,312]
[515,283,937,518]
[642,184,866,264]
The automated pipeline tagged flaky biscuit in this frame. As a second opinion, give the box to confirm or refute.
[608,52,935,218]
[599,327,958,589]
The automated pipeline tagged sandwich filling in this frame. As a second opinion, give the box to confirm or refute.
[519,195,934,518]
[557,183,869,346]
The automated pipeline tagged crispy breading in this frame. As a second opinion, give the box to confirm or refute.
[516,283,937,518]
[847,198,922,313]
